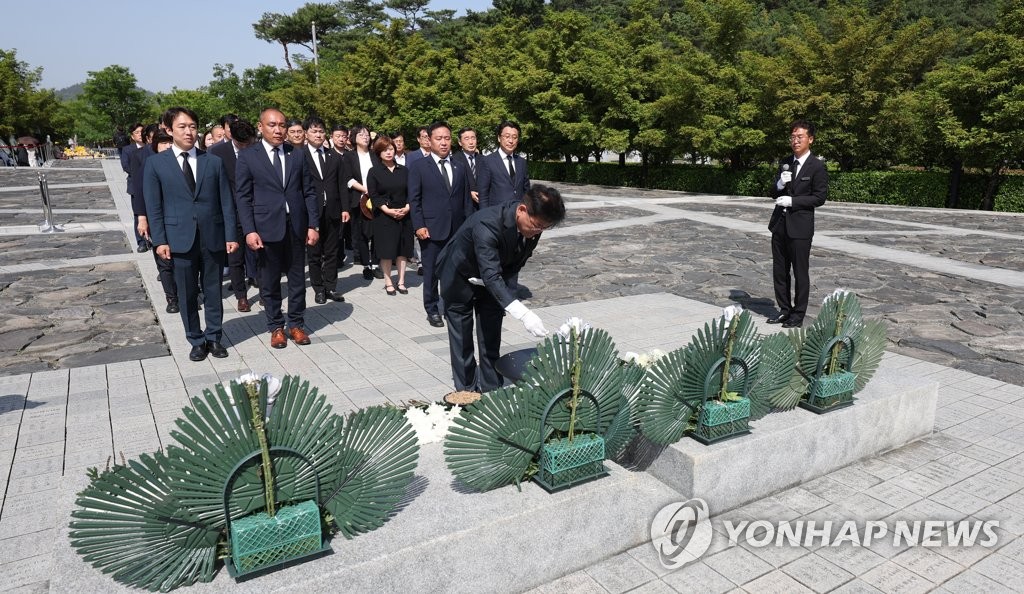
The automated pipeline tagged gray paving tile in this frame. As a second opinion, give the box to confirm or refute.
[971,552,1024,589]
[703,545,773,586]
[661,561,735,594]
[891,546,965,583]
[584,552,657,593]
[859,560,935,594]
[933,569,1016,594]
[527,570,604,594]
[627,542,677,578]
[829,578,886,593]
[741,569,814,594]
[781,552,854,591]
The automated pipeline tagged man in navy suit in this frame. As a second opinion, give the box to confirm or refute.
[477,120,531,209]
[209,119,258,312]
[143,107,238,362]
[767,120,828,328]
[451,127,482,209]
[235,108,320,349]
[405,126,432,167]
[409,121,474,328]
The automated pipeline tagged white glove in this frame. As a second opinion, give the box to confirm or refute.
[775,196,793,208]
[780,171,792,184]
[468,277,485,286]
[505,299,548,337]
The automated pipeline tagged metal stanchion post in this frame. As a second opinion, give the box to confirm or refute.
[38,172,65,233]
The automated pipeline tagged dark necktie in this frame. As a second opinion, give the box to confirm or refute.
[507,155,516,180]
[273,147,284,185]
[792,158,801,179]
[317,147,326,175]
[439,159,451,192]
[181,152,196,194]
[467,154,476,177]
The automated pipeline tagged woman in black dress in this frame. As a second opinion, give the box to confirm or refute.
[366,135,413,295]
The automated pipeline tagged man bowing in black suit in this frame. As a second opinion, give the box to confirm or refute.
[438,184,566,391]
[409,121,474,328]
[143,107,238,362]
[767,120,828,328]
[235,108,320,349]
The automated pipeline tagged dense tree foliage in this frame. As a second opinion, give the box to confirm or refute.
[0,49,69,142]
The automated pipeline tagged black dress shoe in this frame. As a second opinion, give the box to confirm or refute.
[417,266,424,276]
[326,291,346,302]
[373,267,384,279]
[362,267,374,280]
[137,243,148,253]
[246,277,258,288]
[782,318,804,328]
[427,313,445,328]
[767,313,789,324]
[166,300,180,314]
[189,343,209,361]
[206,341,229,358]
[314,291,327,304]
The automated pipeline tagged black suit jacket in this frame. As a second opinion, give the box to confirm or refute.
[768,153,828,240]
[129,146,154,216]
[438,202,539,309]
[207,141,239,196]
[408,153,473,242]
[450,150,482,194]
[235,142,319,243]
[301,144,347,220]
[341,149,381,212]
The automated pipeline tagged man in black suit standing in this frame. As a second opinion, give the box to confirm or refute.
[438,185,565,391]
[143,107,238,362]
[121,123,148,252]
[409,121,474,328]
[405,126,432,167]
[302,115,348,304]
[235,108,320,349]
[451,127,482,209]
[209,119,258,312]
[767,120,828,329]
[477,120,530,209]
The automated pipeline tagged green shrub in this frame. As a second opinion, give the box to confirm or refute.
[529,161,1023,212]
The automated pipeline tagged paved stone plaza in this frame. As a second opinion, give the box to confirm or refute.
[0,159,1021,592]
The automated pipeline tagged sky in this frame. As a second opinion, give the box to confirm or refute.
[7,0,479,93]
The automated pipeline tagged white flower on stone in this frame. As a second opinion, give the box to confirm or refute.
[229,372,283,421]
[556,316,591,341]
[623,348,667,368]
[406,403,462,445]
[722,305,744,322]
[825,288,851,303]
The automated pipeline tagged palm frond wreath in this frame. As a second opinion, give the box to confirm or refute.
[789,290,887,413]
[444,319,638,492]
[636,307,796,445]
[69,374,420,590]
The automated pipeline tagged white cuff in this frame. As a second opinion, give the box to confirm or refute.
[505,299,529,320]
[468,277,484,286]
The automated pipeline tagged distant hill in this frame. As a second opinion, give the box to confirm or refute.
[55,82,155,101]
[56,83,84,100]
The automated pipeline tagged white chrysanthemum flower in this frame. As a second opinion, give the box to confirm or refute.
[405,404,463,445]
[722,305,743,322]
[825,288,851,303]
[556,316,591,340]
[648,349,667,362]
[623,351,641,364]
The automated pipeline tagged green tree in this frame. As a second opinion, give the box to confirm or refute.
[0,49,70,141]
[206,63,285,123]
[153,88,227,130]
[254,3,346,70]
[81,65,152,134]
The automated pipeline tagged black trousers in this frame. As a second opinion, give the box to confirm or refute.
[153,248,177,301]
[353,210,375,267]
[172,230,226,346]
[308,213,340,294]
[260,224,307,332]
[227,224,248,299]
[771,223,812,320]
[442,277,505,392]
[419,237,447,317]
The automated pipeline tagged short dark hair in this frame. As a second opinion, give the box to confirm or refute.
[790,119,816,137]
[150,130,173,152]
[522,184,566,227]
[285,118,303,129]
[390,130,405,141]
[496,120,520,137]
[129,122,144,135]
[304,116,326,131]
[142,123,160,142]
[428,121,451,136]
[371,134,395,158]
[331,124,348,134]
[161,107,199,129]
[457,127,476,138]
[230,120,256,144]
[416,126,429,136]
[219,114,239,128]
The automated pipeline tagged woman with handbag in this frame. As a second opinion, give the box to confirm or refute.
[341,125,382,280]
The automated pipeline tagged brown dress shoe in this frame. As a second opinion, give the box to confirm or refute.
[237,297,251,312]
[270,327,287,349]
[288,327,311,345]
